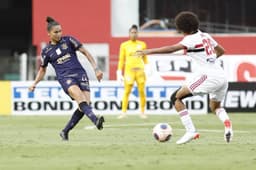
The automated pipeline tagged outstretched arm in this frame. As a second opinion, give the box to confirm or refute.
[136,43,184,56]
[78,46,103,82]
[28,66,46,92]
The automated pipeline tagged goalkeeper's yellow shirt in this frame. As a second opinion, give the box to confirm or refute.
[118,40,148,73]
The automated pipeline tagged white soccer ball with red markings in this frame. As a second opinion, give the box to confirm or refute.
[153,123,173,142]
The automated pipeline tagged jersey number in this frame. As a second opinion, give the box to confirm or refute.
[202,38,214,56]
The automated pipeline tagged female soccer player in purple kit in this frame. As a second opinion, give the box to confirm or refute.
[29,16,105,141]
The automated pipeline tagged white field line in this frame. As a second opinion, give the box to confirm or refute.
[84,122,249,133]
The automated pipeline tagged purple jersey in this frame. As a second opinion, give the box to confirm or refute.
[41,36,85,80]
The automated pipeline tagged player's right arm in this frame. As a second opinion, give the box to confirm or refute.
[117,43,125,71]
[116,43,125,82]
[29,52,49,92]
[136,43,184,56]
[29,66,46,92]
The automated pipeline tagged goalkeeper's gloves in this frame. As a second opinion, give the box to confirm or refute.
[116,70,124,84]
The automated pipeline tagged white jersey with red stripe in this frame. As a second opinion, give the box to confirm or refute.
[179,30,228,101]
[180,30,223,75]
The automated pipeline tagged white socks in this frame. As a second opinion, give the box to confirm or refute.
[179,109,196,132]
[216,108,230,123]
[179,108,230,133]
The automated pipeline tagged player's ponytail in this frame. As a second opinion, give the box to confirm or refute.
[46,16,56,23]
[46,16,60,31]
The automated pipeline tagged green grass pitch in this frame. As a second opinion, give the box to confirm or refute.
[0,113,256,170]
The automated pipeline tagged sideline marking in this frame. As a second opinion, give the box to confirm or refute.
[84,122,249,133]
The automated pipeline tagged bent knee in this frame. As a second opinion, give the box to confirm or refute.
[170,87,193,105]
[170,90,179,105]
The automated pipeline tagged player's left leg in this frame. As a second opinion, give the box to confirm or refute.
[210,80,233,143]
[68,85,104,130]
[137,82,146,118]
[210,100,233,143]
[80,90,104,130]
[136,70,147,118]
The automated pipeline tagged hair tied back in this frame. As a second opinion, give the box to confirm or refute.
[46,16,55,23]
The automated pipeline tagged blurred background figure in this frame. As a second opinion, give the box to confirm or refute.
[140,18,173,31]
[116,25,149,119]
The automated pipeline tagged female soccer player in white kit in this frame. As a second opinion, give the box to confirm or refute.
[136,11,233,144]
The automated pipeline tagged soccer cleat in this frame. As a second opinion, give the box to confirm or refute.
[117,113,127,119]
[60,131,69,141]
[176,132,200,145]
[224,120,233,143]
[96,116,105,130]
[224,131,233,143]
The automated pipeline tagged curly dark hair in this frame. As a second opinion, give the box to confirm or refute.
[174,11,199,34]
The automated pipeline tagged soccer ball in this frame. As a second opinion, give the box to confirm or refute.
[153,123,173,142]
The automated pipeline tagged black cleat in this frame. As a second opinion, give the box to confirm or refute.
[60,131,69,141]
[96,116,105,130]
[225,132,231,143]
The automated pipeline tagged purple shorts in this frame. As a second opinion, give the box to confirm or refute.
[58,73,90,95]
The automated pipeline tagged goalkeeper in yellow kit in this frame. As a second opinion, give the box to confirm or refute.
[116,25,149,119]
